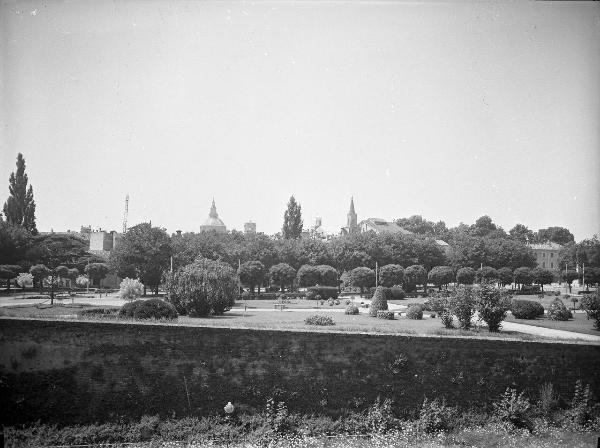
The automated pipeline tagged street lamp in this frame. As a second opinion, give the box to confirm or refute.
[224,402,235,448]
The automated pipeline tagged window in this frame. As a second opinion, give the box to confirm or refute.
[551,262,554,268]
[550,253,554,258]
[543,262,546,268]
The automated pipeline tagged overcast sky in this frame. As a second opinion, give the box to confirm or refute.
[1,1,599,240]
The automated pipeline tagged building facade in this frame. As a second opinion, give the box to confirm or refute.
[529,242,563,270]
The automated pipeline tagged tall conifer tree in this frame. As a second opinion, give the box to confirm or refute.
[282,195,303,239]
[3,153,37,234]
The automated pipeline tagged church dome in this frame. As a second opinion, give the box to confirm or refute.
[200,199,227,233]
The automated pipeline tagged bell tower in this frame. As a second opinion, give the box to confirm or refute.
[347,197,358,233]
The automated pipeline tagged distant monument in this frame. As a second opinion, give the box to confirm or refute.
[200,199,227,233]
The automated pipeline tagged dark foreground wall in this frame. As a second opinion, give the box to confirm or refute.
[1,318,599,426]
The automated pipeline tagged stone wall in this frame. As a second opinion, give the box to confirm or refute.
[1,318,599,426]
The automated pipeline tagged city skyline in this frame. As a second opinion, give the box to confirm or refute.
[1,1,599,240]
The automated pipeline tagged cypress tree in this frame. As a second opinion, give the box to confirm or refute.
[3,153,37,234]
[369,286,389,317]
[282,195,303,239]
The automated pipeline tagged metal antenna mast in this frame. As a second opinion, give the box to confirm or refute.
[122,194,129,234]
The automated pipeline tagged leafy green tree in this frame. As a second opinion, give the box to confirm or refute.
[349,266,375,295]
[269,263,296,292]
[513,267,533,290]
[531,267,554,291]
[0,264,21,293]
[536,227,575,245]
[85,263,111,288]
[282,196,303,239]
[237,260,265,294]
[476,266,498,283]
[296,265,320,287]
[404,265,428,293]
[378,264,404,287]
[470,216,505,238]
[67,268,79,290]
[26,233,89,302]
[316,265,338,287]
[509,224,535,244]
[497,267,513,287]
[475,282,511,332]
[561,269,578,293]
[29,264,50,294]
[3,153,37,234]
[448,285,476,330]
[166,257,237,316]
[427,266,454,290]
[0,221,32,265]
[456,267,476,285]
[109,223,172,295]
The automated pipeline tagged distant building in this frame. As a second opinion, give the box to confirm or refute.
[200,199,227,233]
[244,221,256,234]
[340,197,359,235]
[359,218,413,235]
[529,242,563,270]
[310,217,337,241]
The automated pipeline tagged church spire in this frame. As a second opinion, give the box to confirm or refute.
[347,196,357,232]
[209,198,219,218]
[349,196,355,214]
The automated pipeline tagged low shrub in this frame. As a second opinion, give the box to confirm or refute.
[334,299,340,305]
[369,286,388,317]
[376,310,395,320]
[511,299,545,319]
[327,298,334,306]
[306,286,339,300]
[304,315,335,326]
[475,283,511,332]
[345,299,351,305]
[448,286,476,330]
[79,307,118,317]
[548,298,572,321]
[493,388,532,430]
[406,305,423,320]
[118,299,178,320]
[389,286,405,300]
[345,305,359,315]
[416,398,458,433]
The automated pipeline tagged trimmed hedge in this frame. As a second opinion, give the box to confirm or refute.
[369,287,388,317]
[406,305,424,320]
[304,315,335,326]
[511,299,545,320]
[306,286,339,300]
[376,310,395,320]
[119,299,178,320]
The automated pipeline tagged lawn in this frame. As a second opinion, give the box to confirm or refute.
[506,312,599,336]
[0,303,576,342]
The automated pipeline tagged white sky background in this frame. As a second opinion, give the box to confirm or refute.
[1,1,599,240]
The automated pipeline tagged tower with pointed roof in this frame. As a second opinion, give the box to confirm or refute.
[200,199,227,233]
[341,197,358,235]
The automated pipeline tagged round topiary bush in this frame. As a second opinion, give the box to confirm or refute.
[548,298,572,321]
[376,310,395,320]
[345,305,359,315]
[511,299,545,319]
[369,286,389,317]
[328,298,334,306]
[406,304,424,320]
[304,314,335,326]
[119,298,178,320]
